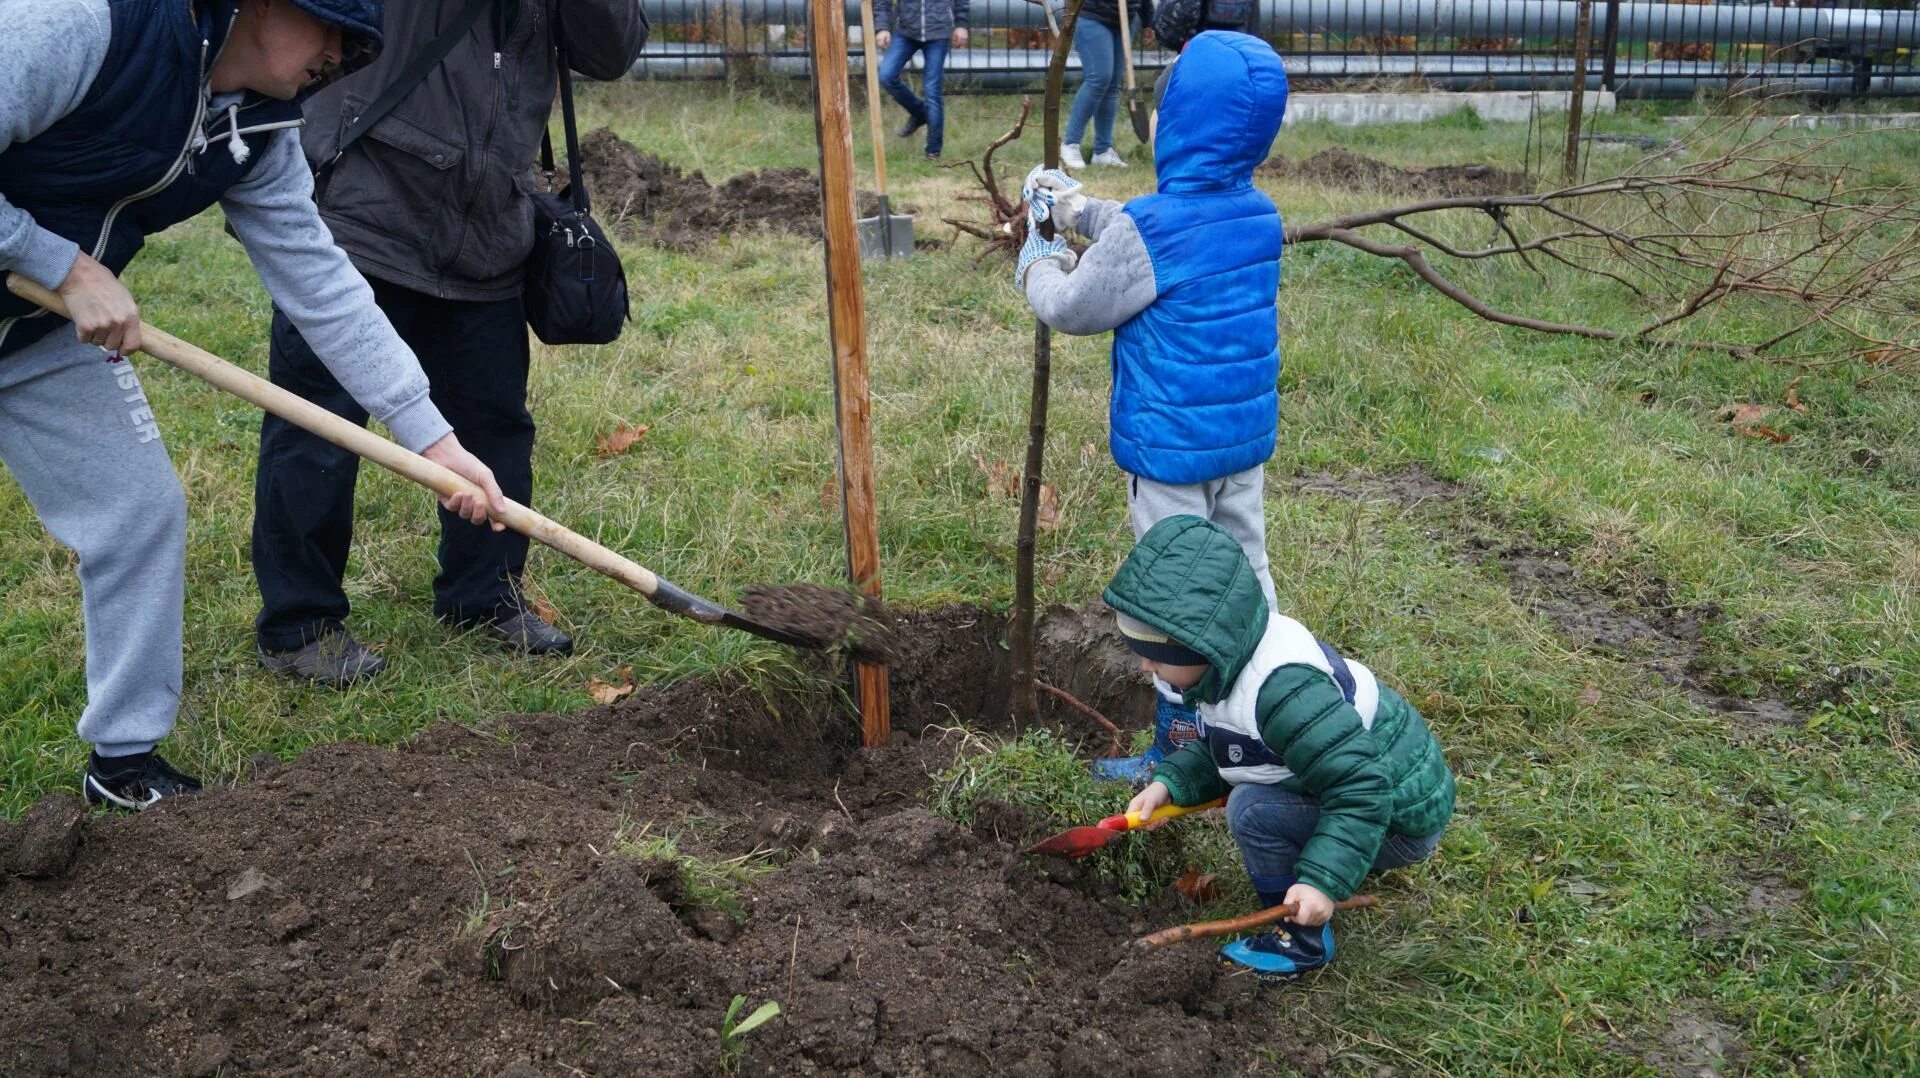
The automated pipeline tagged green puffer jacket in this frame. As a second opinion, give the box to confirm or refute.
[1103,516,1456,901]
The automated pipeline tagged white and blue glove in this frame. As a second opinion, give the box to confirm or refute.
[1021,165,1087,232]
[1016,223,1070,289]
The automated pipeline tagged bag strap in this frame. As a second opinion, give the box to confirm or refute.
[324,0,494,176]
[539,43,591,215]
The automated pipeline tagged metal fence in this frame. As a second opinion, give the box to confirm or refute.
[629,0,1920,97]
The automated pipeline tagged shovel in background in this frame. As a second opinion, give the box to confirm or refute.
[6,274,830,651]
[856,0,913,260]
[1027,796,1225,858]
[1115,0,1152,146]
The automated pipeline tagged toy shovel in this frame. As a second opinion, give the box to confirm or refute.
[1026,797,1225,858]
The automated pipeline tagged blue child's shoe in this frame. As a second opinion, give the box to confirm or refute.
[1091,696,1201,784]
[1219,920,1335,979]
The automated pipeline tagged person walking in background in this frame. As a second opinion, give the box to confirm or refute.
[252,0,649,685]
[874,0,970,159]
[1060,0,1152,168]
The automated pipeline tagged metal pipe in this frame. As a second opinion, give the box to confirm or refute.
[632,0,1920,48]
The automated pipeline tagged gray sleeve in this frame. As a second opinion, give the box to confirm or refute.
[0,0,111,289]
[873,0,894,32]
[1023,211,1159,336]
[953,0,971,29]
[219,130,453,453]
[558,0,651,80]
[1073,196,1128,242]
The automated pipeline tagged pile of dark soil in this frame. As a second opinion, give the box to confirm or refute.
[0,606,1334,1077]
[578,129,911,253]
[1261,147,1530,199]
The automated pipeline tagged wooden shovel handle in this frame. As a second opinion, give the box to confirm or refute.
[5,273,665,601]
[1115,0,1137,93]
[1134,894,1380,950]
[857,0,889,196]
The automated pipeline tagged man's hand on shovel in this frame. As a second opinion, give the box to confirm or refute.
[422,434,508,531]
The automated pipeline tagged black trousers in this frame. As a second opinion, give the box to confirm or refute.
[253,278,535,651]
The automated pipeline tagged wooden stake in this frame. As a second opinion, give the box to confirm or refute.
[806,0,890,746]
[1010,0,1085,726]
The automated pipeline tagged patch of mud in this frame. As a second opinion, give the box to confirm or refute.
[1260,147,1530,198]
[0,605,1287,1077]
[1626,1007,1750,1077]
[578,129,911,253]
[1283,466,1800,725]
[10,793,84,879]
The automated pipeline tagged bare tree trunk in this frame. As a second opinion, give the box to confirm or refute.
[1011,0,1084,725]
[1564,0,1593,183]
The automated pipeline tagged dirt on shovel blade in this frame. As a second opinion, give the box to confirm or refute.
[741,583,899,662]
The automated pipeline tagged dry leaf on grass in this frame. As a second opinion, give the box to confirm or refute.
[1633,389,1658,407]
[1784,380,1808,413]
[1578,683,1603,707]
[530,596,559,624]
[1716,402,1791,443]
[1036,484,1061,531]
[1174,868,1221,904]
[972,453,1020,500]
[587,666,636,704]
[595,423,650,458]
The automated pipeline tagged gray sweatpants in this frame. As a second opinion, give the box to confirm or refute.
[0,331,186,757]
[1126,465,1279,611]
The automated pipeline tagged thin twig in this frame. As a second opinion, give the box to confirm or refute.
[1034,678,1125,755]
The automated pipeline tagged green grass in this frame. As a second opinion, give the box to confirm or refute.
[615,820,780,921]
[2,82,1917,1071]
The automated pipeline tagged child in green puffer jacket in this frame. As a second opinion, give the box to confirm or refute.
[1106,514,1455,977]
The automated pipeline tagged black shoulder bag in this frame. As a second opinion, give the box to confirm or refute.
[525,48,628,345]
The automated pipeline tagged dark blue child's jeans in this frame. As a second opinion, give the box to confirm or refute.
[878,35,950,156]
[1227,783,1443,899]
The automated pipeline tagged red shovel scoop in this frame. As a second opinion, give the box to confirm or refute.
[1026,797,1226,858]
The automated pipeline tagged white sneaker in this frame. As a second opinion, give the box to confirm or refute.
[1091,148,1128,168]
[1060,143,1087,170]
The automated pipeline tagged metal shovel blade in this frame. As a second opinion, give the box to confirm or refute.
[1126,94,1152,145]
[1026,824,1124,859]
[857,195,914,260]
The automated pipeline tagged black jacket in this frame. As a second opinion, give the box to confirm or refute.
[300,0,649,301]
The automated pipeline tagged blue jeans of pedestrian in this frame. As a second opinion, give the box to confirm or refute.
[878,35,950,156]
[1064,17,1123,154]
[1226,783,1444,898]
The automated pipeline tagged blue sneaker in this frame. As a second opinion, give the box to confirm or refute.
[1091,696,1201,785]
[1219,921,1335,979]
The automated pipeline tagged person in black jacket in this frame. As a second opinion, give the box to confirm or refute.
[1060,0,1151,169]
[252,0,649,685]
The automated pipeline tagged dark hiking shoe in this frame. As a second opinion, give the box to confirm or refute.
[897,113,927,138]
[1219,920,1335,979]
[258,630,388,686]
[83,752,202,811]
[485,610,575,656]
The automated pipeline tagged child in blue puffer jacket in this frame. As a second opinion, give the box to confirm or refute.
[1018,31,1288,784]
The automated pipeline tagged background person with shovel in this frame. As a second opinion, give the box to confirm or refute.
[1058,0,1153,168]
[250,0,649,685]
[0,0,507,809]
[1107,517,1455,977]
[873,0,969,160]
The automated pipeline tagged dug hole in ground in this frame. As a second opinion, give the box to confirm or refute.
[0,603,1361,1076]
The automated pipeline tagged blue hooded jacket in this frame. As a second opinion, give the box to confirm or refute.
[1111,32,1287,485]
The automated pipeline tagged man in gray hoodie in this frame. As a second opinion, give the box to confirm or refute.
[252,0,650,683]
[0,0,506,809]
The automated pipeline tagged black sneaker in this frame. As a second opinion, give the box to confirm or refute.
[83,752,202,811]
[258,630,388,686]
[896,114,927,139]
[485,609,575,656]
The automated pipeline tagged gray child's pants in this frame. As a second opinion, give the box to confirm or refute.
[1126,465,1279,609]
[0,331,186,757]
